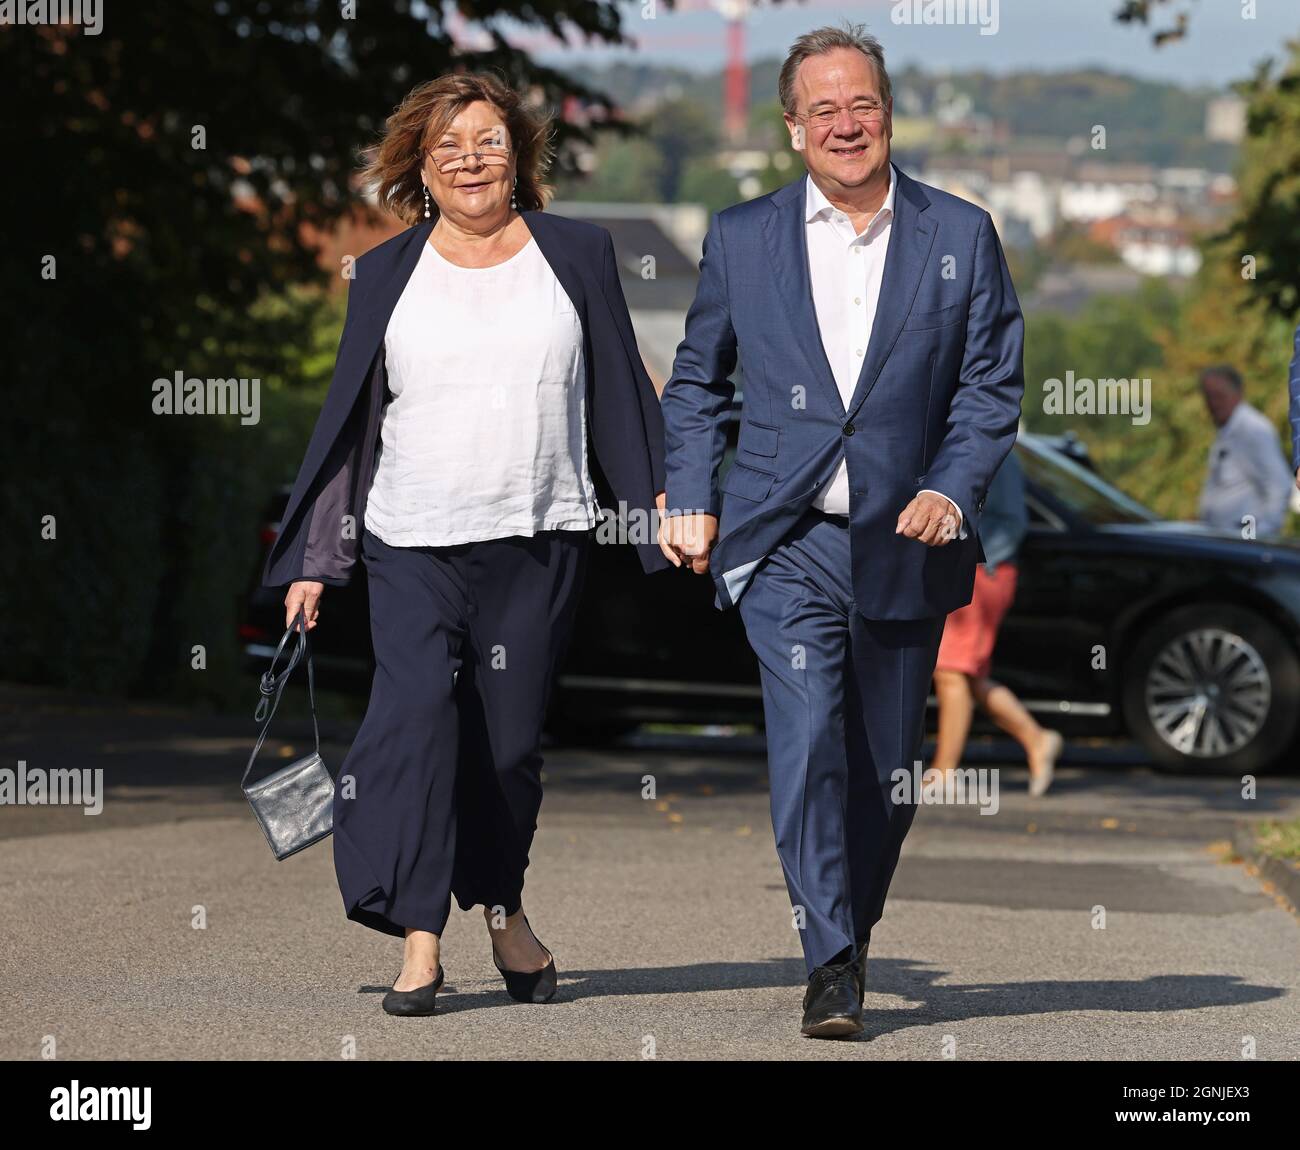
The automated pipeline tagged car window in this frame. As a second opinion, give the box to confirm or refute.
[1025,495,1060,530]
[1016,438,1158,525]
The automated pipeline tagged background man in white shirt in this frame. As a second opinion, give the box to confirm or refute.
[1198,364,1292,538]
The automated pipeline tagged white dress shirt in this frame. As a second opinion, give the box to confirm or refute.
[363,236,600,547]
[804,168,961,530]
[1198,400,1292,536]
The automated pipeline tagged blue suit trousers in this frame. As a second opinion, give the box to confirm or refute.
[737,507,944,974]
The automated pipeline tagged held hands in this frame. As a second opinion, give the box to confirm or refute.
[658,497,719,575]
[285,581,324,631]
[896,491,960,547]
[655,487,958,572]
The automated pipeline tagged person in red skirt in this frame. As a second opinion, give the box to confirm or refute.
[926,449,1062,796]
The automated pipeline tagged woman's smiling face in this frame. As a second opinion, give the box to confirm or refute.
[422,100,515,223]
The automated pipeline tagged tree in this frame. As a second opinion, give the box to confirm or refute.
[1114,0,1197,46]
[1222,40,1300,320]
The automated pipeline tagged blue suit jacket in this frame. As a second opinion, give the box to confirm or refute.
[1288,322,1300,472]
[661,166,1025,619]
[262,210,671,589]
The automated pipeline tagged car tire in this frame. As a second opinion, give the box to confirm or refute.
[1122,603,1300,775]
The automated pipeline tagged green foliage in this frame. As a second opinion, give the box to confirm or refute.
[1223,39,1300,319]
[1022,280,1198,520]
[893,62,1234,168]
[556,136,666,202]
[643,99,724,203]
[555,96,741,207]
[1042,224,1125,267]
[678,160,745,217]
[1019,30,1300,528]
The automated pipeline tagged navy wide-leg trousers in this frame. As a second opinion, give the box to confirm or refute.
[332,525,589,939]
[737,508,944,976]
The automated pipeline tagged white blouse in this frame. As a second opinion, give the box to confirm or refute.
[363,235,600,547]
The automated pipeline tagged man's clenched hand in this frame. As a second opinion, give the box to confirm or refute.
[896,491,960,546]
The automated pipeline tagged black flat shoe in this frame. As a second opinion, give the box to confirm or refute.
[801,957,865,1039]
[382,964,444,1016]
[490,914,557,1003]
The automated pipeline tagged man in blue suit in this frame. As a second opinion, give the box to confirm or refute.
[660,23,1024,1038]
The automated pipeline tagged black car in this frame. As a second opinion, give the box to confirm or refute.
[242,409,1300,774]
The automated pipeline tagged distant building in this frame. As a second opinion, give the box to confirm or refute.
[1023,264,1145,316]
[1059,163,1160,223]
[1205,95,1247,144]
[922,153,1069,243]
[548,201,709,390]
[1088,210,1201,277]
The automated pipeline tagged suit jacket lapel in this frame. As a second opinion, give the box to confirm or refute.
[522,210,587,317]
[275,219,431,548]
[357,218,434,328]
[846,167,935,419]
[763,177,844,417]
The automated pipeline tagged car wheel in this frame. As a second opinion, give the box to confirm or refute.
[1122,603,1300,774]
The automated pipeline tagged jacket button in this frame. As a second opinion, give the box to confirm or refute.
[843,423,855,437]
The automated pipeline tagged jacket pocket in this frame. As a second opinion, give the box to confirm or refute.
[721,461,776,502]
[739,419,779,457]
[903,302,963,331]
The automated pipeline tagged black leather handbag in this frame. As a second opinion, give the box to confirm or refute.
[242,607,334,860]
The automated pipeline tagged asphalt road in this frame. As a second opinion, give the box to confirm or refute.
[2,683,1298,1060]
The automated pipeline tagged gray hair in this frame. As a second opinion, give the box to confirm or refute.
[778,22,892,116]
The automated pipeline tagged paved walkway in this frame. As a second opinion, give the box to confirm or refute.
[2,685,1297,1059]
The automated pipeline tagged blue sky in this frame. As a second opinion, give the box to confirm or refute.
[526,0,1298,87]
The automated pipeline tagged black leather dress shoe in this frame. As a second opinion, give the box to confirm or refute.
[800,957,865,1038]
[382,964,444,1016]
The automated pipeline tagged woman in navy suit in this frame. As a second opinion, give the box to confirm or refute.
[262,72,673,1015]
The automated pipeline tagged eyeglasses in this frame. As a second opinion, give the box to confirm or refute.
[425,142,512,173]
[793,102,886,129]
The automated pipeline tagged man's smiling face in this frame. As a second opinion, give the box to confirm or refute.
[785,46,892,194]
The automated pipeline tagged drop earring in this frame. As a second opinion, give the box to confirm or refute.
[423,185,431,219]
[510,175,518,211]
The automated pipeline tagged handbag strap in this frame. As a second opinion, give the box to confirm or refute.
[242,606,321,789]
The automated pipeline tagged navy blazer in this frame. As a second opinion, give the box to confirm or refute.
[661,165,1025,619]
[262,210,672,590]
[1288,321,1300,472]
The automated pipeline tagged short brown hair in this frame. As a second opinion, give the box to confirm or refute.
[360,72,553,224]
[1200,365,1244,393]
[778,22,892,116]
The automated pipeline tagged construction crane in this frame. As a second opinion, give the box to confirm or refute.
[715,0,752,144]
